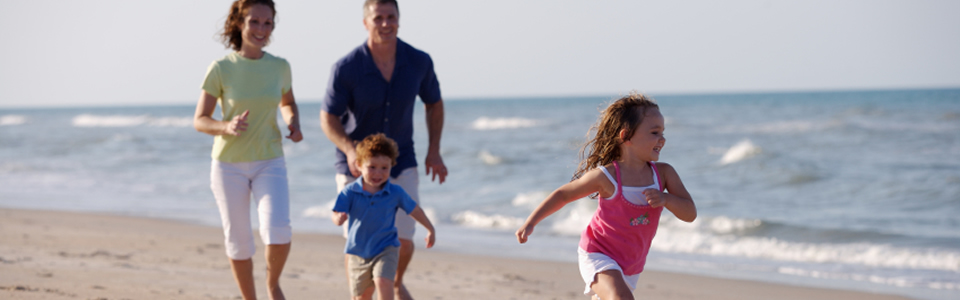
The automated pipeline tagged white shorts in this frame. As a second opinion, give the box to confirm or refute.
[336,167,420,240]
[211,157,292,260]
[578,247,641,297]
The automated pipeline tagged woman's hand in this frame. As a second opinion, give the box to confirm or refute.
[286,124,302,142]
[224,110,250,136]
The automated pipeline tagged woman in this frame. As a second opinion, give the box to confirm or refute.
[193,1,301,299]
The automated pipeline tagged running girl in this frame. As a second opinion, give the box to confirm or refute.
[516,93,697,300]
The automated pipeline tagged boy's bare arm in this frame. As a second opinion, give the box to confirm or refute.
[332,211,347,226]
[409,207,435,248]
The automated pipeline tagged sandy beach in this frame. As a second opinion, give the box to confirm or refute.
[0,208,912,300]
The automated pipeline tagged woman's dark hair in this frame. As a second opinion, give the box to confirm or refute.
[220,0,277,51]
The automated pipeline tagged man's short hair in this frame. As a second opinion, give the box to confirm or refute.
[355,133,399,166]
[363,0,399,17]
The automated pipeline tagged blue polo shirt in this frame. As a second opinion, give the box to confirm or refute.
[322,39,443,178]
[332,179,418,259]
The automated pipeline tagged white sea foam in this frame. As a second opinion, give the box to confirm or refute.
[654,217,960,272]
[302,200,336,218]
[549,200,595,236]
[0,115,27,126]
[148,117,194,127]
[471,117,538,130]
[700,215,763,234]
[451,211,525,230]
[72,114,193,127]
[719,139,762,165]
[778,267,960,290]
[478,150,504,165]
[73,115,149,127]
[510,191,550,207]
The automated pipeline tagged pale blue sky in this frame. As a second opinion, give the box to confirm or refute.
[1,0,958,108]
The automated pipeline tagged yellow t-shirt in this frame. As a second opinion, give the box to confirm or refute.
[201,52,292,163]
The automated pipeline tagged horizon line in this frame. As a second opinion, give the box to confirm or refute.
[2,86,958,110]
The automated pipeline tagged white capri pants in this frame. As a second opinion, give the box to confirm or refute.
[211,157,292,260]
[336,167,419,240]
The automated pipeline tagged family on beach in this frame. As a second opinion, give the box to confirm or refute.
[193,1,697,300]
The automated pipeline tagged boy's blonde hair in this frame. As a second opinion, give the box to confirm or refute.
[355,133,399,166]
[574,92,659,181]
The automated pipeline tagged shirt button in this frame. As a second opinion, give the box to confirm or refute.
[384,118,389,122]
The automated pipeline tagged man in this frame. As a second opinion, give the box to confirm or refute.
[320,1,447,299]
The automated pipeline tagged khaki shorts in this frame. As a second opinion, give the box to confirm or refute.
[347,246,400,296]
[336,167,420,240]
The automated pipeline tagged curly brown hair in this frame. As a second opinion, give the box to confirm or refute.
[573,92,659,181]
[220,0,277,51]
[356,133,399,166]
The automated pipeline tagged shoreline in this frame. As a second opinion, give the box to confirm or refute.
[0,208,913,300]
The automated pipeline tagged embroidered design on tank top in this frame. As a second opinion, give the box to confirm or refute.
[630,213,651,226]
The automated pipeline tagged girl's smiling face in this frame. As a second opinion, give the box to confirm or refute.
[624,107,666,162]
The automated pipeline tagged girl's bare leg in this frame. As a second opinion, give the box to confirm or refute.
[590,269,634,300]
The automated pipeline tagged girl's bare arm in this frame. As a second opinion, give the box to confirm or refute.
[516,169,609,243]
[647,163,697,222]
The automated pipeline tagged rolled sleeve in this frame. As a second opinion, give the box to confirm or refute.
[398,191,417,215]
[418,56,442,104]
[201,61,223,98]
[281,60,292,95]
[322,63,349,116]
[332,192,351,213]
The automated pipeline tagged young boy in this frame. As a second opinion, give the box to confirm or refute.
[331,133,436,300]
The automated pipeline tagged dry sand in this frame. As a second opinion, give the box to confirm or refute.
[0,208,912,300]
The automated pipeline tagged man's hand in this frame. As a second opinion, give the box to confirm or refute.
[424,151,447,184]
[345,146,360,177]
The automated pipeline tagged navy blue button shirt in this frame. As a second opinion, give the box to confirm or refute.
[322,39,442,178]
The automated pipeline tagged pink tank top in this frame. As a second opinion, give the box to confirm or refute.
[578,161,664,275]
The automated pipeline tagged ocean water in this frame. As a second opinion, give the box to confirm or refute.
[1,89,959,299]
